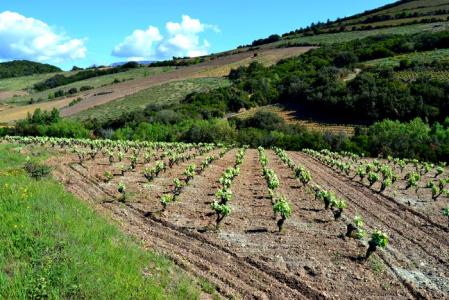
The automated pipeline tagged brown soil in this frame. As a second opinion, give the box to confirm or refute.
[44,147,449,299]
[0,90,28,101]
[292,152,449,299]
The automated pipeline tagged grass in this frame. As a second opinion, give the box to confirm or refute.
[369,256,385,277]
[2,66,173,105]
[279,21,449,45]
[0,72,75,93]
[0,143,205,299]
[73,77,230,124]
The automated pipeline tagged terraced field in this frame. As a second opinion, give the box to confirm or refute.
[5,136,448,299]
[363,48,449,67]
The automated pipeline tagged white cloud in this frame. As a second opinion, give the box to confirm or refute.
[111,26,162,60]
[112,15,218,61]
[0,11,87,63]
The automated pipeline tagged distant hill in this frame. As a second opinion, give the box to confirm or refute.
[110,61,155,67]
[0,60,61,79]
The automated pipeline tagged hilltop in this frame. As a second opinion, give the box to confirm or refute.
[0,60,61,79]
[282,0,449,39]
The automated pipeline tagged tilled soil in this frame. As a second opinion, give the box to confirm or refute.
[46,148,449,299]
[292,152,449,299]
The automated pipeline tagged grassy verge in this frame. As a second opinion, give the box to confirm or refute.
[0,143,204,299]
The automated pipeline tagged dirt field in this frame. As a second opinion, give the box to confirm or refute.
[0,97,77,124]
[27,143,449,299]
[0,91,28,101]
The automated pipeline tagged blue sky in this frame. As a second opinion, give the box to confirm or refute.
[0,0,395,70]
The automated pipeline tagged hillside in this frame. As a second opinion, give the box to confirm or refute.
[282,0,449,38]
[0,46,311,124]
[0,60,61,79]
[1,0,449,137]
[2,1,449,299]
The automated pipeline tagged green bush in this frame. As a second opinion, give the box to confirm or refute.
[23,161,51,179]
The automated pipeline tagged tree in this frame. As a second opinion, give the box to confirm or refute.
[333,51,359,68]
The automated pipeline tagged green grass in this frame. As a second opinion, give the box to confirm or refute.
[0,143,204,299]
[2,66,173,105]
[72,77,230,124]
[363,48,449,67]
[280,21,449,45]
[0,72,75,93]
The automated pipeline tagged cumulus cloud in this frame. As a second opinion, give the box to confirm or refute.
[0,11,87,63]
[111,26,162,61]
[112,15,218,61]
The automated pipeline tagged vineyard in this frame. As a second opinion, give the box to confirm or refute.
[3,136,449,299]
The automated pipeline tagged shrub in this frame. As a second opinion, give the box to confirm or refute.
[80,85,93,91]
[23,161,51,179]
[67,87,78,95]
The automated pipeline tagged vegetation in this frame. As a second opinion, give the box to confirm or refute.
[443,206,449,226]
[346,215,366,240]
[365,231,389,260]
[0,143,203,299]
[74,78,230,126]
[272,195,292,232]
[211,148,246,229]
[0,60,61,79]
[23,160,51,180]
[228,31,449,125]
[279,0,449,42]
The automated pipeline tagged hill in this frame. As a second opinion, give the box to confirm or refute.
[282,0,449,39]
[0,60,61,79]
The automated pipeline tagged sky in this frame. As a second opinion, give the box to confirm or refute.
[0,0,395,70]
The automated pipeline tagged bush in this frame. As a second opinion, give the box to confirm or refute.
[182,119,236,143]
[68,87,78,95]
[24,161,51,179]
[333,51,359,67]
[80,85,93,91]
[236,111,284,130]
[54,89,64,98]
